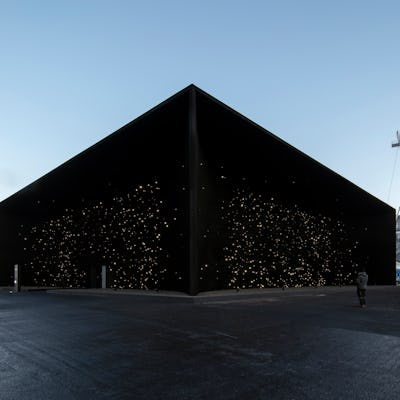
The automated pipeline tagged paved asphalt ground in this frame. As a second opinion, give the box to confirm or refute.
[0,286,400,400]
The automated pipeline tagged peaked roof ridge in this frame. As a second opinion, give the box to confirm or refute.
[0,84,393,210]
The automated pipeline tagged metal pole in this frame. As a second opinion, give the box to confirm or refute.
[101,265,107,289]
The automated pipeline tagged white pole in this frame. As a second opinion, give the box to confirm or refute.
[14,264,20,292]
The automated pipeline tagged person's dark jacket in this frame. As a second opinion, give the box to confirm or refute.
[356,271,368,290]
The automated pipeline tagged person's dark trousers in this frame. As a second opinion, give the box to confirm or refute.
[357,288,366,306]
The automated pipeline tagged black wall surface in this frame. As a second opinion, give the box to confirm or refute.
[0,85,395,293]
[0,88,190,291]
[195,91,395,291]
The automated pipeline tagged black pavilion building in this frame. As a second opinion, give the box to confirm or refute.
[0,85,395,294]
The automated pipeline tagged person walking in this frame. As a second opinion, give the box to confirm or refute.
[356,268,368,307]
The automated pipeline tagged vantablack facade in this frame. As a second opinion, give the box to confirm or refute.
[0,85,395,294]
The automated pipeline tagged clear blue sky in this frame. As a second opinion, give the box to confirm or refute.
[1,0,400,209]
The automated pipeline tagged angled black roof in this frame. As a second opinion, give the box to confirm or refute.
[0,84,392,214]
